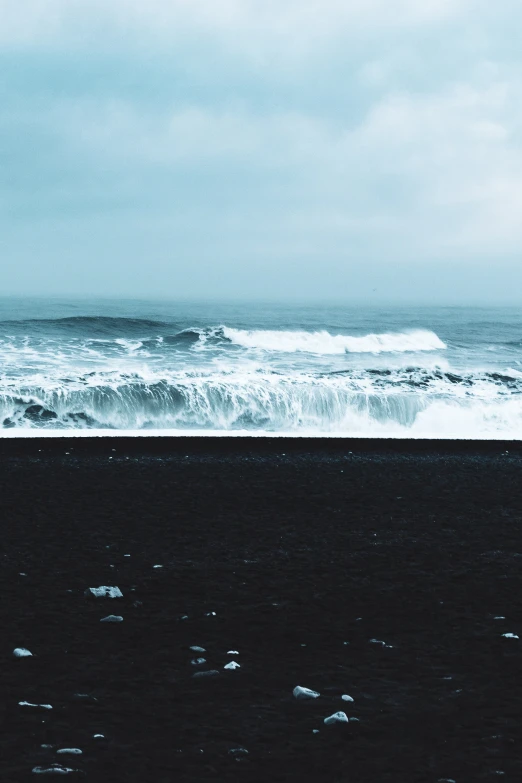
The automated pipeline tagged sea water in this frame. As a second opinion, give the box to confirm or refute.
[0,298,521,438]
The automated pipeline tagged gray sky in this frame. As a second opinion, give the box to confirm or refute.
[1,0,522,302]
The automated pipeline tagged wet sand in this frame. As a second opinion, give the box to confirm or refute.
[1,438,522,781]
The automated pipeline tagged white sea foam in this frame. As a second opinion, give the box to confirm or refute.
[222,327,446,355]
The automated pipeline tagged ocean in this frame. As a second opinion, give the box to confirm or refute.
[0,298,521,438]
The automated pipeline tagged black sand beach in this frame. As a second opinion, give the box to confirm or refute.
[2,438,522,782]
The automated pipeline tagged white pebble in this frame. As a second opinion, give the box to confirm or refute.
[41,745,54,749]
[224,661,240,670]
[293,686,320,700]
[19,701,52,710]
[93,734,104,738]
[13,647,33,658]
[205,611,216,616]
[153,565,163,569]
[341,694,354,702]
[502,633,519,639]
[86,586,123,598]
[124,554,130,557]
[324,711,349,725]
[32,766,76,775]
[100,615,123,623]
[494,616,506,620]
[56,749,82,755]
[191,658,206,665]
[227,650,239,655]
[190,646,206,653]
[312,729,320,734]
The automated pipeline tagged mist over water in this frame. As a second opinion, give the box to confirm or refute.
[0,299,521,437]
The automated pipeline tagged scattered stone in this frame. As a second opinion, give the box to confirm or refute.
[502,633,519,639]
[124,555,130,557]
[324,711,349,725]
[190,646,206,653]
[193,670,219,678]
[86,586,123,598]
[293,686,320,700]
[57,749,82,755]
[341,694,354,702]
[191,658,206,665]
[224,661,240,670]
[19,701,52,710]
[100,615,123,623]
[32,766,76,775]
[13,647,33,658]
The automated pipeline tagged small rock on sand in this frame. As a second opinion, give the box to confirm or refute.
[224,661,240,670]
[502,633,519,639]
[56,749,82,755]
[13,648,33,658]
[100,615,123,623]
[324,711,349,725]
[190,646,206,653]
[86,586,123,598]
[341,694,354,702]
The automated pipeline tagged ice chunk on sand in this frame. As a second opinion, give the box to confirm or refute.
[341,694,354,702]
[224,661,240,670]
[100,615,123,623]
[293,686,320,700]
[190,646,206,653]
[86,586,123,598]
[57,749,82,755]
[13,647,33,657]
[324,711,349,725]
[19,701,52,710]
[227,650,239,655]
[32,766,76,775]
[502,633,519,639]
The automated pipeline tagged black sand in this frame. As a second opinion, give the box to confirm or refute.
[1,438,522,782]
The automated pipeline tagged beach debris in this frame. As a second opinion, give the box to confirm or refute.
[227,650,239,655]
[190,646,206,653]
[19,701,52,710]
[341,694,354,702]
[224,661,240,670]
[57,749,82,755]
[324,711,349,725]
[502,633,519,639]
[193,670,219,678]
[191,658,206,665]
[100,615,123,623]
[13,647,33,658]
[32,766,77,775]
[293,686,320,700]
[86,586,123,598]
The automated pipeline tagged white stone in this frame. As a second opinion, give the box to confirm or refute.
[341,694,354,702]
[56,749,82,755]
[224,661,240,670]
[293,686,320,700]
[312,729,320,734]
[205,611,216,616]
[494,616,506,620]
[100,615,123,623]
[191,658,206,665]
[93,734,104,738]
[190,646,206,653]
[86,586,123,598]
[32,766,76,775]
[502,633,519,639]
[19,701,52,710]
[227,650,239,655]
[153,565,163,568]
[13,648,33,658]
[324,711,349,725]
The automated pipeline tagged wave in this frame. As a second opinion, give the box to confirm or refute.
[1,367,521,436]
[221,327,447,354]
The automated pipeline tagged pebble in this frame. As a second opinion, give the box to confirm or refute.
[293,686,320,700]
[86,586,123,598]
[190,646,206,653]
[494,616,506,620]
[153,565,163,569]
[57,749,82,755]
[100,615,123,623]
[502,633,519,639]
[193,670,219,678]
[13,647,33,658]
[324,711,349,725]
[93,734,104,739]
[224,661,240,670]
[191,658,206,665]
[19,701,52,710]
[227,650,239,655]
[341,694,354,702]
[205,611,216,616]
[32,766,76,775]
[312,729,320,734]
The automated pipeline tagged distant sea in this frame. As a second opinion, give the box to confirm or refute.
[0,298,521,438]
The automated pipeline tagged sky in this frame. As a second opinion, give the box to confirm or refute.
[1,0,522,303]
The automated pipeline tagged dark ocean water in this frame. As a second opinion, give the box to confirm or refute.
[0,298,521,437]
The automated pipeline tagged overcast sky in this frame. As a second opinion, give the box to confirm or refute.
[1,0,522,302]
